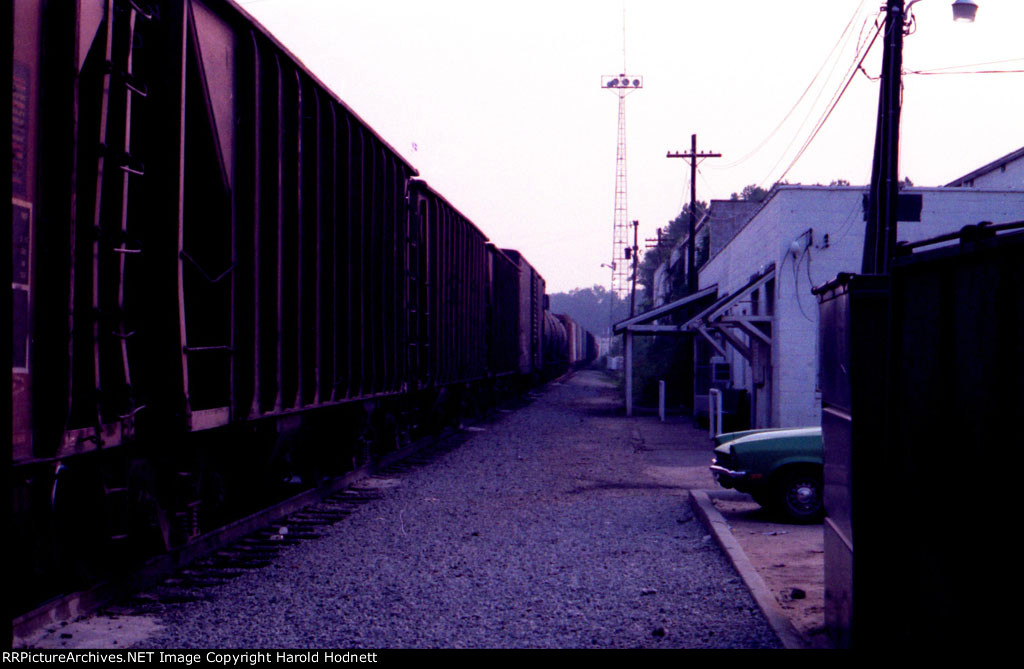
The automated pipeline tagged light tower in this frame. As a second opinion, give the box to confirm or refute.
[602,73,642,300]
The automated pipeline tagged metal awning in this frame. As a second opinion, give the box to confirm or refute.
[612,285,718,417]
[612,285,718,334]
[680,264,776,361]
[612,266,774,417]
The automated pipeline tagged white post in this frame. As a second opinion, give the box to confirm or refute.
[658,380,666,422]
[709,388,723,437]
[708,390,715,437]
[625,331,633,417]
[716,389,723,436]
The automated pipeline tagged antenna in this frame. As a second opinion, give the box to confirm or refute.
[602,6,642,301]
[622,3,627,72]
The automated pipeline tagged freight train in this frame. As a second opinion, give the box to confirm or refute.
[10,0,596,611]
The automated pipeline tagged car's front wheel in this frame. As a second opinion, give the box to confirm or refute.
[776,468,824,523]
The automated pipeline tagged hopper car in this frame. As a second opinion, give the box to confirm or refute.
[10,0,595,612]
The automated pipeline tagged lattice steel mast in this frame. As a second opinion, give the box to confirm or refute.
[602,12,642,300]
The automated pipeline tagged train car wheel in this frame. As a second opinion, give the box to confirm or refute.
[370,407,404,455]
[198,462,227,531]
[126,459,172,555]
[50,462,111,587]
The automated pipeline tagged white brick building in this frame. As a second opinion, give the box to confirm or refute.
[945,146,1024,190]
[651,200,760,307]
[689,184,1024,429]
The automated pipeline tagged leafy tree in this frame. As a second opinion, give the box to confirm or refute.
[730,184,769,202]
[644,185,773,305]
[548,284,629,337]
[635,202,708,313]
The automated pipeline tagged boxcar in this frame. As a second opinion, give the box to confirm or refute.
[406,179,489,389]
[500,249,545,381]
[486,244,521,379]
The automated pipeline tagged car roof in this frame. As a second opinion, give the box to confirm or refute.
[727,426,822,445]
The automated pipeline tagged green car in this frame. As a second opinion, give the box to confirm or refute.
[709,426,824,523]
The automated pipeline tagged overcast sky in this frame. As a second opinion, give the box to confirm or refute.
[236,0,1023,294]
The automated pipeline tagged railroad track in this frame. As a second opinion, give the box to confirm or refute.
[11,391,537,647]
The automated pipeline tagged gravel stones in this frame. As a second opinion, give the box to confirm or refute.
[133,372,781,649]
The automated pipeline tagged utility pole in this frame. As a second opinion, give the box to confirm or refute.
[667,134,721,294]
[629,220,639,318]
[862,0,905,275]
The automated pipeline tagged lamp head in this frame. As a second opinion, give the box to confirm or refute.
[951,0,978,22]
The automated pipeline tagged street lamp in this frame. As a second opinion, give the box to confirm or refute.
[951,0,979,21]
[861,0,976,275]
[907,0,978,21]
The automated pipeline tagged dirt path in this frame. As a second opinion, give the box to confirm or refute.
[709,495,831,648]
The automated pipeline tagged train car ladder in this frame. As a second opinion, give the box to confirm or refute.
[87,0,153,545]
[89,0,151,433]
[407,196,428,390]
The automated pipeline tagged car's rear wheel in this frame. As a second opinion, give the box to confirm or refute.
[776,468,823,523]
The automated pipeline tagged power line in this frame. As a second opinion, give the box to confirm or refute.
[762,17,885,189]
[770,18,884,184]
[906,68,1024,75]
[905,57,1024,72]
[713,0,873,171]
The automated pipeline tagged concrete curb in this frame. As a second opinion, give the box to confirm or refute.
[689,489,807,650]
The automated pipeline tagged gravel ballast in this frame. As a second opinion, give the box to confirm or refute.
[132,371,782,649]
